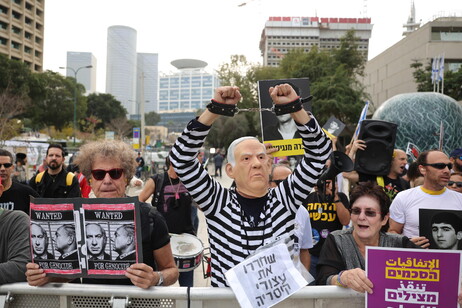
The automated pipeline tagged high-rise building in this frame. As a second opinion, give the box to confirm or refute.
[136,53,158,114]
[259,16,373,67]
[106,25,137,115]
[65,51,97,94]
[363,16,462,108]
[0,0,44,71]
[158,59,220,112]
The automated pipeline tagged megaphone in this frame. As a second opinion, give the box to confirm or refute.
[316,151,354,194]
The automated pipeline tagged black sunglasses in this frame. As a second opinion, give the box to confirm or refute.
[448,181,462,188]
[0,163,13,168]
[91,168,124,181]
[350,207,381,217]
[421,163,453,170]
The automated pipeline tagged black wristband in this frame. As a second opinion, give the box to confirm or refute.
[206,99,237,117]
[274,97,303,116]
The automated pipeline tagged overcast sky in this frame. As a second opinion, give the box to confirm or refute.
[43,0,462,92]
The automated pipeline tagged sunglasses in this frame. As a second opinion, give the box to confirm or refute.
[350,207,381,217]
[448,181,462,188]
[421,163,453,170]
[0,163,13,168]
[91,168,124,181]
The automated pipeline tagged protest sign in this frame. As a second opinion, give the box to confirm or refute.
[30,196,142,279]
[322,116,345,139]
[259,78,311,157]
[366,246,462,308]
[419,209,462,250]
[225,243,306,308]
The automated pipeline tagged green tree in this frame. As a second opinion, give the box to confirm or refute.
[411,60,462,101]
[145,111,161,126]
[25,71,87,131]
[0,55,32,96]
[215,55,260,142]
[86,93,127,129]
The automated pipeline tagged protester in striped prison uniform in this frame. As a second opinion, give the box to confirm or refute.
[170,84,331,287]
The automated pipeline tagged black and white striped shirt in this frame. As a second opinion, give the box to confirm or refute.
[170,117,331,287]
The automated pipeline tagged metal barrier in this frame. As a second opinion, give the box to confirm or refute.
[0,283,365,308]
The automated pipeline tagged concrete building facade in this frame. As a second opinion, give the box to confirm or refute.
[0,0,44,71]
[259,16,373,67]
[136,52,158,114]
[65,51,97,94]
[106,25,137,115]
[363,17,462,108]
[158,59,220,112]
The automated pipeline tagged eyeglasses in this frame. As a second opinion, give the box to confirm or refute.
[350,207,381,217]
[421,163,453,170]
[0,163,13,168]
[448,181,462,188]
[91,168,124,181]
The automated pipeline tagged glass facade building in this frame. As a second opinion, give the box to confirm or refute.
[158,65,220,112]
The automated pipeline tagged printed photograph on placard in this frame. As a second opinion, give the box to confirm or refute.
[322,116,346,138]
[258,78,311,157]
[82,198,142,277]
[30,199,81,277]
[29,196,142,279]
[419,208,462,250]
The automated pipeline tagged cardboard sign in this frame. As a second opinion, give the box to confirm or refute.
[225,243,307,308]
[366,246,462,308]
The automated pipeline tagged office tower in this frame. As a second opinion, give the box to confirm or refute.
[0,0,44,71]
[136,53,158,114]
[259,16,373,67]
[106,25,137,115]
[158,59,220,112]
[65,51,97,94]
[364,17,462,108]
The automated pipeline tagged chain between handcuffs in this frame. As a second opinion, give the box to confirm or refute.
[234,107,274,114]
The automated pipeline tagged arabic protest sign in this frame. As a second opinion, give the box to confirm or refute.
[225,243,307,308]
[259,78,311,157]
[30,197,142,279]
[366,246,462,308]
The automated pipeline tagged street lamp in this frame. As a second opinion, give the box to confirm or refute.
[59,65,93,146]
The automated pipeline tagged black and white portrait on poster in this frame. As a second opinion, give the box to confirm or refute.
[83,198,142,277]
[258,78,312,157]
[259,78,312,143]
[30,200,81,277]
[29,197,142,279]
[322,116,345,137]
[419,209,462,250]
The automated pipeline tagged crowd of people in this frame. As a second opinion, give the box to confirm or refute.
[0,83,461,305]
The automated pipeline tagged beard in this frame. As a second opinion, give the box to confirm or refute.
[48,160,61,170]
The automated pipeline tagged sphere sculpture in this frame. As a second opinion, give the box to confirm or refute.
[373,92,462,156]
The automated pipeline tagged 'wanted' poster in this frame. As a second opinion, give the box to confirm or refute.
[30,197,142,279]
[258,78,311,157]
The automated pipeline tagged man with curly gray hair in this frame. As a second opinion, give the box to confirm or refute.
[26,140,178,289]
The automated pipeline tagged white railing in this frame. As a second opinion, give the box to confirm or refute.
[0,283,365,308]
